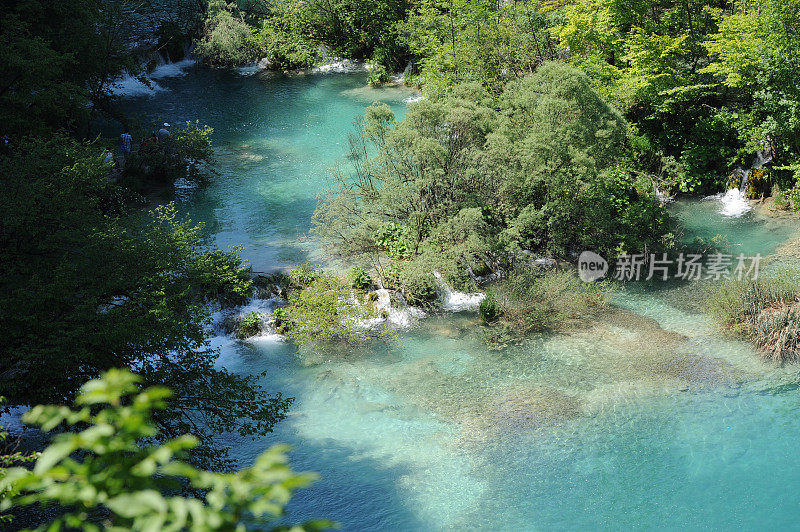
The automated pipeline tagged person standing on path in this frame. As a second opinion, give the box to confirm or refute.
[157,123,170,141]
[120,129,132,154]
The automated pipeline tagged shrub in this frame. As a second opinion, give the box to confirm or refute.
[284,269,381,345]
[485,268,613,345]
[195,0,259,66]
[252,2,318,70]
[479,291,501,323]
[271,307,291,333]
[348,266,372,290]
[289,263,323,288]
[789,184,800,212]
[772,185,790,210]
[368,64,390,86]
[125,122,216,186]
[237,311,264,339]
[707,271,800,362]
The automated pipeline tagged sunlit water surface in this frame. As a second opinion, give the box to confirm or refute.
[120,66,800,530]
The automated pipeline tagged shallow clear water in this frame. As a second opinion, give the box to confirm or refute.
[121,68,800,530]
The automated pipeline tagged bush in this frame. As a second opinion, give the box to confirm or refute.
[485,268,613,345]
[125,122,216,186]
[789,184,800,212]
[271,307,291,333]
[252,2,318,70]
[479,291,501,323]
[348,266,372,290]
[288,262,323,288]
[284,267,381,345]
[195,0,259,66]
[707,271,800,362]
[772,185,791,210]
[368,64,391,86]
[237,311,264,339]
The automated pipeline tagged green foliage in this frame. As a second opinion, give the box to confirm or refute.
[283,267,380,345]
[197,0,409,71]
[550,0,800,194]
[347,266,373,290]
[375,222,413,260]
[484,268,613,346]
[0,136,287,471]
[315,63,673,287]
[126,121,216,186]
[196,0,260,66]
[772,185,790,211]
[252,1,318,69]
[707,271,800,362]
[789,184,800,212]
[237,311,265,339]
[0,398,38,526]
[399,0,557,94]
[289,262,323,288]
[368,65,391,86]
[0,370,334,531]
[271,307,291,333]
[478,291,501,323]
[0,0,142,137]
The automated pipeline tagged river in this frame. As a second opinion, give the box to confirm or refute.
[119,64,800,530]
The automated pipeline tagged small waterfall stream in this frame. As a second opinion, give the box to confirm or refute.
[714,146,772,217]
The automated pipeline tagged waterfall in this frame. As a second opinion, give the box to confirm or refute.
[738,146,773,195]
[712,145,772,217]
[433,272,485,311]
[371,288,424,328]
[652,183,671,204]
[112,49,195,97]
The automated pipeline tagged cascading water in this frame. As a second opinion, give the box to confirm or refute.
[433,271,485,311]
[112,47,195,97]
[713,145,772,217]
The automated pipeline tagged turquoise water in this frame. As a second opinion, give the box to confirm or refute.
[122,67,800,530]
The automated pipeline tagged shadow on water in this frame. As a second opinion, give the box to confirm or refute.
[282,442,428,531]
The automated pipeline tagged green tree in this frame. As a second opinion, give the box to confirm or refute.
[281,265,382,345]
[0,398,38,526]
[553,0,738,192]
[399,0,556,94]
[703,0,800,188]
[0,0,149,137]
[0,135,290,470]
[196,0,261,66]
[315,63,672,298]
[0,369,334,531]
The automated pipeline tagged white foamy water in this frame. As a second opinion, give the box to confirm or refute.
[707,188,752,217]
[403,94,424,104]
[313,59,373,73]
[236,63,262,76]
[372,288,425,328]
[433,272,485,311]
[112,59,195,97]
[149,58,195,79]
[112,74,165,97]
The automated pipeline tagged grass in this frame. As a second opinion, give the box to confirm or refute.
[707,270,800,362]
[483,268,614,347]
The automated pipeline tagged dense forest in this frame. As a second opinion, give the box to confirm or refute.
[1,0,799,529]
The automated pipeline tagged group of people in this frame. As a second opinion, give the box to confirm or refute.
[119,122,171,156]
